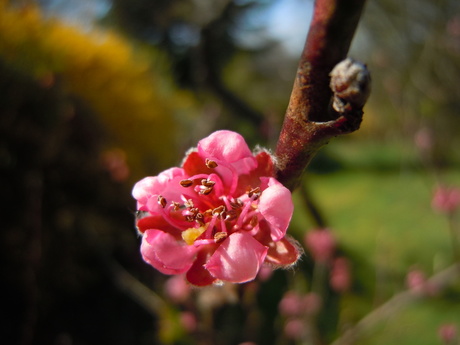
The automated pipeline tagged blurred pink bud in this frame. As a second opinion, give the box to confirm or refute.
[447,15,460,37]
[438,323,458,344]
[101,148,130,182]
[302,292,322,316]
[304,229,336,263]
[406,269,427,295]
[406,269,438,297]
[164,275,191,303]
[180,311,197,332]
[279,291,322,317]
[257,265,274,282]
[330,257,351,293]
[284,318,304,340]
[414,128,433,152]
[279,291,304,317]
[238,342,257,345]
[432,185,460,214]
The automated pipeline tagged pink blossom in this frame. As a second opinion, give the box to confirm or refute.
[304,229,336,263]
[101,148,130,182]
[406,268,438,297]
[406,269,427,295]
[279,291,322,317]
[164,275,191,303]
[330,257,351,293]
[438,323,458,344]
[432,185,460,214]
[284,318,305,340]
[279,291,305,317]
[179,311,197,332]
[133,130,300,286]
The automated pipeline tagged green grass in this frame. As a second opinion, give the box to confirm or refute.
[288,138,460,344]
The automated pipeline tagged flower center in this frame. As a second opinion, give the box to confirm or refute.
[156,159,262,246]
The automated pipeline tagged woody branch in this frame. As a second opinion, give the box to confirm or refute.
[274,0,370,191]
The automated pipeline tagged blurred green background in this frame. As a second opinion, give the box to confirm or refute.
[1,0,460,344]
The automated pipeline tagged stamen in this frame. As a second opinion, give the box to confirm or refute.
[225,210,238,221]
[214,232,228,243]
[247,187,261,199]
[212,205,226,217]
[171,201,181,211]
[220,196,232,210]
[230,199,244,209]
[206,158,218,169]
[183,207,199,222]
[204,215,219,238]
[184,199,194,208]
[219,215,227,234]
[203,209,213,217]
[195,213,205,226]
[158,195,167,208]
[201,187,213,195]
[180,179,194,187]
[235,200,253,229]
[201,179,216,187]
[193,238,216,246]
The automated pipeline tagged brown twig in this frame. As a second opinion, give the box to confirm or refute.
[275,0,369,191]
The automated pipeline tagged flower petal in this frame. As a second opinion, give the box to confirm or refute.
[197,130,253,163]
[186,248,218,286]
[132,167,185,209]
[141,229,198,275]
[258,177,294,241]
[265,236,302,267]
[204,232,268,283]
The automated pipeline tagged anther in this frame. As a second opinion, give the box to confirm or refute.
[201,179,216,187]
[158,195,167,208]
[230,199,244,209]
[206,158,218,169]
[201,187,213,195]
[171,201,181,211]
[247,187,261,200]
[212,205,226,217]
[214,232,228,243]
[225,210,238,221]
[203,209,213,217]
[184,199,194,208]
[195,213,205,226]
[247,187,261,197]
[180,179,193,187]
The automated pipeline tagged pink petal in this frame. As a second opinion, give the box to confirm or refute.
[258,178,294,241]
[132,176,157,208]
[132,167,185,208]
[186,248,218,286]
[141,229,198,275]
[204,232,268,283]
[265,236,301,267]
[197,130,253,163]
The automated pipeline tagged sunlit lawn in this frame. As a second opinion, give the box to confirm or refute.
[289,138,460,344]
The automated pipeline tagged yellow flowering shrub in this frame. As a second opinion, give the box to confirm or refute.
[0,0,197,176]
